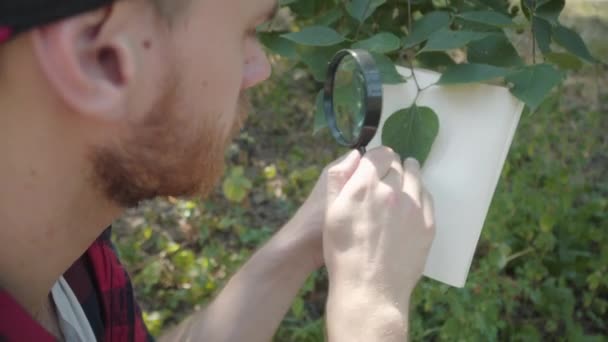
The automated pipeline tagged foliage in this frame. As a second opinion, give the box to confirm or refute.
[113,57,608,339]
[111,3,607,340]
[259,0,600,163]
[222,166,253,203]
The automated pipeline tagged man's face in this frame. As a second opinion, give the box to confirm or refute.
[93,0,275,207]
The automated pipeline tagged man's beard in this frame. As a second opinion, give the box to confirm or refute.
[90,82,250,208]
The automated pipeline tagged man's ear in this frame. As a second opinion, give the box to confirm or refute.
[31,6,137,121]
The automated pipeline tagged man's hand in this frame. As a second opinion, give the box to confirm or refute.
[158,148,433,342]
[323,147,436,341]
[283,150,363,271]
[159,151,364,342]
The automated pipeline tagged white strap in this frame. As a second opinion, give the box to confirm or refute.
[51,276,98,342]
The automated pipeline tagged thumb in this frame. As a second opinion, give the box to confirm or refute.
[326,150,362,202]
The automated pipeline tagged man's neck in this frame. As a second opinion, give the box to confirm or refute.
[34,295,64,340]
[0,180,120,316]
[0,99,123,318]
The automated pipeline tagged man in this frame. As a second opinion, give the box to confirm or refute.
[0,0,436,341]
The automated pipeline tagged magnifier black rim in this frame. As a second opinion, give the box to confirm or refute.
[323,49,383,149]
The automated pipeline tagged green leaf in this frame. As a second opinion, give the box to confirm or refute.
[403,12,451,49]
[381,106,440,165]
[298,44,347,81]
[282,26,346,46]
[313,90,328,134]
[346,0,386,23]
[371,53,407,84]
[172,250,196,271]
[165,242,180,254]
[291,297,305,319]
[544,52,583,70]
[552,25,596,63]
[437,63,509,85]
[421,30,492,52]
[457,11,514,28]
[520,0,533,20]
[258,33,298,58]
[478,0,511,14]
[535,0,554,7]
[468,34,524,67]
[263,165,278,180]
[505,64,565,110]
[416,52,455,69]
[352,32,401,53]
[222,167,253,203]
[533,17,553,54]
[137,260,163,292]
[536,0,565,26]
[314,8,344,26]
[285,0,316,18]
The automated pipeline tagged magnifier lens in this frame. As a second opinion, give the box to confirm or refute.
[324,49,382,151]
[332,55,366,145]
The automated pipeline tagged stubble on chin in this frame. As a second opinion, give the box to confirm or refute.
[89,88,252,208]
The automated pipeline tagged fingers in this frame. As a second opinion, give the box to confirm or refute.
[402,158,423,207]
[380,156,404,190]
[326,150,362,200]
[330,149,362,168]
[402,159,435,234]
[347,147,401,188]
[421,189,436,231]
[327,150,362,179]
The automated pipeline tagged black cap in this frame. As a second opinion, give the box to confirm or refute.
[0,0,114,44]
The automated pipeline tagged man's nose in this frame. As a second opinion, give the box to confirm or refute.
[242,43,272,89]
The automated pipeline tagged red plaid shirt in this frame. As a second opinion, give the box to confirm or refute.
[0,228,154,341]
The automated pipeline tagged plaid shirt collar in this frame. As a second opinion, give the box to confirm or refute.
[0,228,153,342]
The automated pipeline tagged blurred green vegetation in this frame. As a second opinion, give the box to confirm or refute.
[112,4,607,340]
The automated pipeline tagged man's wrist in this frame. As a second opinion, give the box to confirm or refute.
[270,216,323,274]
[326,286,410,342]
[253,222,319,281]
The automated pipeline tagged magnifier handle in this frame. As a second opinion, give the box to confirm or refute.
[357,146,366,155]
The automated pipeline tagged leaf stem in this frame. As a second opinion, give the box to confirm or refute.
[505,247,535,265]
[420,326,442,338]
[408,0,412,33]
[403,0,426,105]
[595,64,601,111]
[531,0,537,64]
[532,26,537,64]
[419,83,435,92]
[407,58,424,104]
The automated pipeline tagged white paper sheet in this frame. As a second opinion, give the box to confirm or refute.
[367,66,525,287]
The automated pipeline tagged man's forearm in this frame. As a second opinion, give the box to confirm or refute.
[159,220,315,342]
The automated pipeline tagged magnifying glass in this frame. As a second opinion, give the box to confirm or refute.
[323,49,383,154]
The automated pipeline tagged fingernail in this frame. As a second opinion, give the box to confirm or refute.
[404,158,420,169]
[349,149,362,159]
